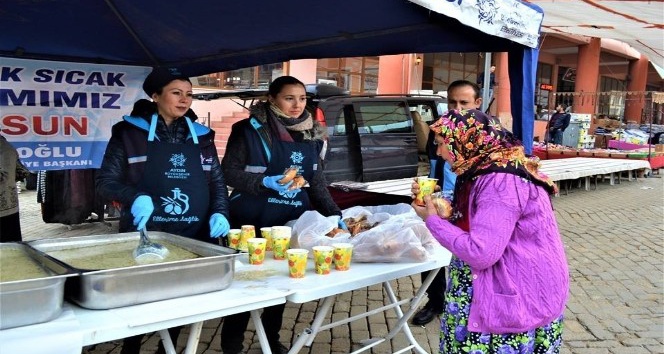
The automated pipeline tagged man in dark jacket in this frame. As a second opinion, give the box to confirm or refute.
[547,104,571,145]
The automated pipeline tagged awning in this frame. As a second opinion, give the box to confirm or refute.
[651,61,664,80]
[529,0,663,66]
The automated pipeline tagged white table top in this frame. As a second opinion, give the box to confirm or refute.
[0,277,289,352]
[330,157,651,197]
[233,244,452,303]
[1,245,451,353]
[538,157,650,181]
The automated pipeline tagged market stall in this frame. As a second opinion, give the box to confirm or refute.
[1,240,450,354]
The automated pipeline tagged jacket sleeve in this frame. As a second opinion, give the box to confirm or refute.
[307,160,342,217]
[424,174,522,270]
[561,114,571,131]
[221,122,266,195]
[203,132,230,218]
[95,123,143,207]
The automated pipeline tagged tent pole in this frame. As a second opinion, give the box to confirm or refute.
[481,53,492,113]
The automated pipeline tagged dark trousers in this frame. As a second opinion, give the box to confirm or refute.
[0,212,22,242]
[420,267,447,312]
[220,304,286,353]
[120,326,182,354]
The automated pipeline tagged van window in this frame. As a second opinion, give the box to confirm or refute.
[437,102,449,116]
[332,111,347,136]
[355,102,411,134]
[411,103,436,124]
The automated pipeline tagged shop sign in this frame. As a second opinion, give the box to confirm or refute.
[540,84,553,91]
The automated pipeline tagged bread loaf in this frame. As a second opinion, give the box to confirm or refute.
[430,196,453,219]
[278,167,299,184]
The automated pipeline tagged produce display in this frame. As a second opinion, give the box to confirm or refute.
[0,248,49,282]
[46,241,200,269]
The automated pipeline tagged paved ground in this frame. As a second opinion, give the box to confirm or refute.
[16,173,664,354]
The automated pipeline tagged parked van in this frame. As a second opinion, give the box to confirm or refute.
[308,91,447,182]
[194,85,447,183]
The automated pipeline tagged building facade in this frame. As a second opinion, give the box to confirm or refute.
[192,34,663,157]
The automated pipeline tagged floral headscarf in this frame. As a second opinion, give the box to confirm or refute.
[430,109,557,195]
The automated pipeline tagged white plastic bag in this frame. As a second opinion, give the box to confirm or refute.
[291,204,436,263]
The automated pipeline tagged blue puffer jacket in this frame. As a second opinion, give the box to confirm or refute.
[96,101,229,234]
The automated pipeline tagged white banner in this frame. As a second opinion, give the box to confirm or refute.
[0,58,150,171]
[408,0,543,48]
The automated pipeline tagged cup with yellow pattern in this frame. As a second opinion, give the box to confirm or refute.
[286,249,308,278]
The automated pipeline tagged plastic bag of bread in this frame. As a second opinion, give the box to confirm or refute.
[290,204,437,263]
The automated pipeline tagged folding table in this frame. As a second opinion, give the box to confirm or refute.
[232,244,452,354]
[0,280,289,354]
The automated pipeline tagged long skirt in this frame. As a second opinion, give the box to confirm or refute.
[440,256,564,354]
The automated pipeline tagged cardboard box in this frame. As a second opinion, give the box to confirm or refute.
[594,134,614,149]
[593,118,622,131]
[656,144,664,153]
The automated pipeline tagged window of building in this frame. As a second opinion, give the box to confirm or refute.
[192,63,283,89]
[535,63,553,112]
[421,52,482,91]
[316,57,379,94]
[597,76,628,118]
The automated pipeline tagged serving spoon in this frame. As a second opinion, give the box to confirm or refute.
[133,227,169,263]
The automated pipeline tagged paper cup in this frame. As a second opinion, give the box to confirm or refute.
[227,229,241,250]
[286,249,309,278]
[312,246,334,275]
[247,238,267,265]
[415,177,438,206]
[271,226,292,260]
[239,225,255,252]
[260,227,273,251]
[332,243,354,271]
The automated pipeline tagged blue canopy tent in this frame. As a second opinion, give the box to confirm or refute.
[0,0,543,152]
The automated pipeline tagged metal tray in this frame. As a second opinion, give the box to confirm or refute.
[27,232,239,309]
[0,243,73,329]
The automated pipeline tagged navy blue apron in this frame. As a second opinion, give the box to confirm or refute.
[137,114,210,239]
[229,133,317,230]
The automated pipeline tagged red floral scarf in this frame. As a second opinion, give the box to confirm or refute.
[429,109,557,228]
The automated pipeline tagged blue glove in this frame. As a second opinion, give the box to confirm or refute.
[209,213,230,238]
[131,195,154,230]
[263,175,293,193]
[338,219,348,231]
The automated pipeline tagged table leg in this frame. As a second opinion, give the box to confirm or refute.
[305,296,335,347]
[289,296,336,353]
[251,309,272,354]
[158,329,176,354]
[382,268,440,354]
[183,322,203,354]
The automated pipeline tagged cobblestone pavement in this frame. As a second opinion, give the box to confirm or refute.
[16,174,664,354]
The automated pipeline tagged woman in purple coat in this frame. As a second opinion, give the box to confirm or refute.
[412,109,569,353]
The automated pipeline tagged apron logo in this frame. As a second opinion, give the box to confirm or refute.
[170,153,186,167]
[290,151,304,164]
[160,187,190,215]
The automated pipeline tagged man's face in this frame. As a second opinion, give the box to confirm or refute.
[447,85,482,111]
